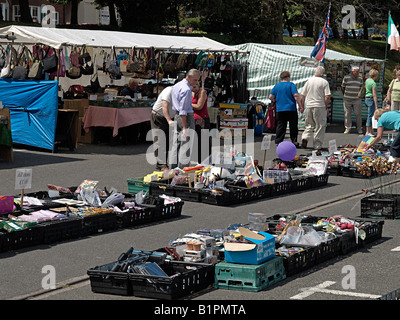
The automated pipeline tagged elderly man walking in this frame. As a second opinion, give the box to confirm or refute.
[342,66,363,134]
[301,66,331,150]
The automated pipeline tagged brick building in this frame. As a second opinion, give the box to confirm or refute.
[0,0,111,26]
[0,0,66,25]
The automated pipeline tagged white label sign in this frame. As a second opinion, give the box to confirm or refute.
[261,135,272,150]
[15,169,32,190]
[329,139,337,154]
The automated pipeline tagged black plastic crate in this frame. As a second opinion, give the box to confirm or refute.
[116,207,153,228]
[276,246,316,277]
[200,188,237,206]
[309,174,329,188]
[149,181,175,197]
[173,185,202,202]
[40,216,83,244]
[152,200,184,221]
[129,260,215,300]
[314,237,340,264]
[361,193,400,220]
[291,177,312,192]
[0,225,43,252]
[87,261,133,296]
[341,166,368,179]
[358,219,384,247]
[270,180,293,196]
[378,288,400,300]
[80,211,118,236]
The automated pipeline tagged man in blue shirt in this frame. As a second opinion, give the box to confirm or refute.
[365,109,400,162]
[170,69,201,168]
[269,71,304,146]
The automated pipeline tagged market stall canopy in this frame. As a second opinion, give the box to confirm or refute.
[234,43,384,102]
[0,25,241,52]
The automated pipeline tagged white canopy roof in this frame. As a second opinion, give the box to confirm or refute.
[0,25,240,52]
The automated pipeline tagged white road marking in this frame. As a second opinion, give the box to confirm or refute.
[291,281,381,300]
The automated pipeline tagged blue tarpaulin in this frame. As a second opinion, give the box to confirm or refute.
[0,79,58,150]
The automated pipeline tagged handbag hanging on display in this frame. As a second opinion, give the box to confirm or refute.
[79,45,91,65]
[42,46,58,73]
[12,48,28,79]
[0,45,12,78]
[90,72,101,93]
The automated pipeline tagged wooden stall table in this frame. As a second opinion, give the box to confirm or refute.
[83,102,152,138]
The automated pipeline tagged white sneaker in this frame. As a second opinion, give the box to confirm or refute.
[344,129,350,134]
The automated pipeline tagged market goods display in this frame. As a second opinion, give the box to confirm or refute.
[0,180,184,253]
[130,151,330,206]
[87,213,384,299]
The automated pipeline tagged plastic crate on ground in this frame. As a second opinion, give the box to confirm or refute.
[80,211,118,236]
[361,193,400,220]
[214,257,286,292]
[40,216,83,244]
[173,185,202,202]
[87,261,133,296]
[149,181,175,197]
[276,246,316,277]
[129,260,215,300]
[115,207,153,228]
[126,177,150,194]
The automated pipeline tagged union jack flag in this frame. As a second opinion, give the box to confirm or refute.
[311,5,331,63]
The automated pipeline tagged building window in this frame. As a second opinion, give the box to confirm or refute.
[1,3,9,21]
[30,6,40,23]
[12,5,20,22]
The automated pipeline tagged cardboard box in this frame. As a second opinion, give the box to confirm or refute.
[63,99,89,117]
[220,108,247,119]
[78,117,95,144]
[224,227,275,265]
[220,118,248,129]
[219,103,247,109]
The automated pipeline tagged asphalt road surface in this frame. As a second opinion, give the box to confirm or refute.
[1,123,399,310]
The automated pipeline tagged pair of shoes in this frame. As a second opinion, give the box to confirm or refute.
[301,139,308,148]
[344,129,351,134]
[293,142,300,148]
[357,129,363,134]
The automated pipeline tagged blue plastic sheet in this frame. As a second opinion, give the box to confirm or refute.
[0,79,58,150]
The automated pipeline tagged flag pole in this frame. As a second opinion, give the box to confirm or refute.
[385,11,390,62]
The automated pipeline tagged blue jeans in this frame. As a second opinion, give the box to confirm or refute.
[364,97,375,127]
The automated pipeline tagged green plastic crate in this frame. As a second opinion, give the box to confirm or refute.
[127,178,150,194]
[214,257,286,292]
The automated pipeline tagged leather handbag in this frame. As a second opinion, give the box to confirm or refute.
[42,47,58,73]
[67,65,81,79]
[79,45,91,65]
[90,73,101,93]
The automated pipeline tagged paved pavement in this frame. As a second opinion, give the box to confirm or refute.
[1,122,399,306]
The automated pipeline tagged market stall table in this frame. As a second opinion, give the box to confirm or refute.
[83,105,151,137]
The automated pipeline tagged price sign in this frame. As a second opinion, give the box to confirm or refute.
[329,139,337,154]
[261,135,271,150]
[15,169,32,190]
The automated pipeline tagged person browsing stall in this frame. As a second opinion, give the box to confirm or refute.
[300,66,331,150]
[192,80,210,163]
[364,68,379,136]
[150,86,174,170]
[269,70,304,147]
[341,66,363,134]
[170,69,201,168]
[363,109,400,162]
